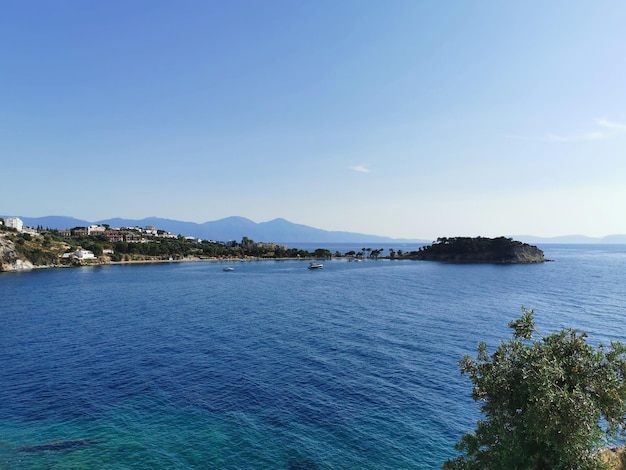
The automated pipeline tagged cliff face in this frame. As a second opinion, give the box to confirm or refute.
[0,236,35,271]
[510,244,546,263]
[406,237,546,264]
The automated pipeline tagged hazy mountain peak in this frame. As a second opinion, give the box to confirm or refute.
[11,215,424,244]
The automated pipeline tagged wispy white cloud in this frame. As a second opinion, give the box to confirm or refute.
[507,119,626,143]
[544,131,604,142]
[595,118,626,132]
[350,165,371,173]
[544,118,626,142]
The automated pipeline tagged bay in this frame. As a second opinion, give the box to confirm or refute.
[1,244,625,469]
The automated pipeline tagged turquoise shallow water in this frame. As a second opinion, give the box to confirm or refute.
[1,245,625,469]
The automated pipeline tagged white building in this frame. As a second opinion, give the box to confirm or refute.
[5,217,23,232]
[62,249,95,260]
[74,249,95,259]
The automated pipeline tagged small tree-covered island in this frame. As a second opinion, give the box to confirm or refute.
[403,236,547,264]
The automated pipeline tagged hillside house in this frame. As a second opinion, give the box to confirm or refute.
[124,232,142,242]
[61,248,96,260]
[5,217,23,232]
[75,249,95,259]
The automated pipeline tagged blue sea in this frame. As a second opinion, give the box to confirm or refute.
[1,244,625,469]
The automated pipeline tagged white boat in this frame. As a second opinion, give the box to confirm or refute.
[223,266,234,271]
[308,262,323,269]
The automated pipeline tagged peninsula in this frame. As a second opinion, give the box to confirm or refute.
[402,236,547,263]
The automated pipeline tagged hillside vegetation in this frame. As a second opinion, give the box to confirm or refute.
[0,231,70,271]
[0,226,335,271]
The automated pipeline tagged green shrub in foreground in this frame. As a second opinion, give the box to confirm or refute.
[444,308,626,470]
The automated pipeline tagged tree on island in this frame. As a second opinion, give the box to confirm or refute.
[313,248,332,258]
[444,308,626,470]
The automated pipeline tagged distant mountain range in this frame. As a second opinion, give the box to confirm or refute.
[5,215,626,245]
[11,215,427,244]
[510,234,626,244]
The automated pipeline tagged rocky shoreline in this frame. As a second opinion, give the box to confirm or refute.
[0,236,316,272]
[0,236,35,271]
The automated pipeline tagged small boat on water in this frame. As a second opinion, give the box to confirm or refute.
[223,266,234,271]
[307,262,323,269]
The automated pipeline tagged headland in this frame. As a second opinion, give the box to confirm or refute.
[400,236,547,263]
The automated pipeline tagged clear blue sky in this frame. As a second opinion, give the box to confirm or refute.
[2,1,625,239]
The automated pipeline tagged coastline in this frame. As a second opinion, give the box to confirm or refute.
[105,255,312,265]
[1,256,321,272]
